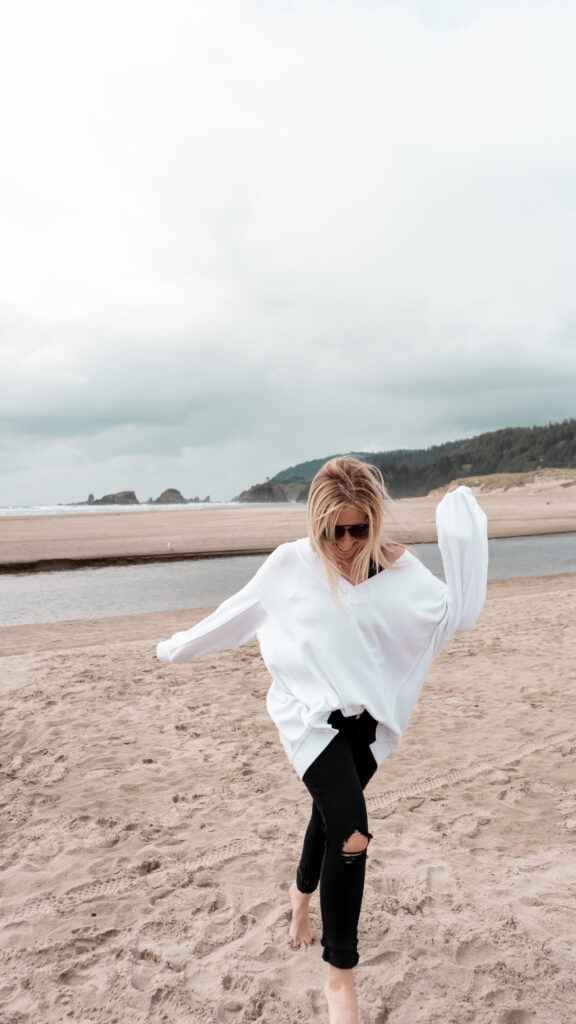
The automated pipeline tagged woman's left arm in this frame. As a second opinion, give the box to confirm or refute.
[436,485,488,637]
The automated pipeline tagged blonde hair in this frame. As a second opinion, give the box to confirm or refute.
[307,456,398,597]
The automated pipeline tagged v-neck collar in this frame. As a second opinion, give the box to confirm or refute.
[297,538,410,595]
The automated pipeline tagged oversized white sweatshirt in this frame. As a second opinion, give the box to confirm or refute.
[157,486,488,779]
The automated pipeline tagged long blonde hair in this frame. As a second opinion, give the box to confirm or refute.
[307,456,398,596]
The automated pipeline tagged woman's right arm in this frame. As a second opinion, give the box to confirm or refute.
[436,485,488,638]
[156,573,267,664]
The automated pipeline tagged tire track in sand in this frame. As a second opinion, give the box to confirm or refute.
[366,729,573,812]
[1,731,571,942]
[0,838,263,932]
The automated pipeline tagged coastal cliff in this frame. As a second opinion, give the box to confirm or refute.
[239,419,576,502]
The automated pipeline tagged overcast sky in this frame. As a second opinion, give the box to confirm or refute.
[1,0,574,505]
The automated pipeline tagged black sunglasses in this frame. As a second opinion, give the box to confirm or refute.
[324,522,370,541]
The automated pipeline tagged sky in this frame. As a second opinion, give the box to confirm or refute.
[1,0,575,505]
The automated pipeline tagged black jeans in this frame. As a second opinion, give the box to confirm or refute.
[296,710,378,969]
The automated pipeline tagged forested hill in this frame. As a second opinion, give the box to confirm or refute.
[237,419,576,501]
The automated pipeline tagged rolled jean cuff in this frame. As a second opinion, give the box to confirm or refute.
[321,935,359,969]
[296,868,317,895]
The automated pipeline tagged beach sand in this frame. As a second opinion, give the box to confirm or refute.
[1,491,576,1023]
[2,473,575,570]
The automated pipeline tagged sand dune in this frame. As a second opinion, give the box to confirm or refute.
[1,572,576,1023]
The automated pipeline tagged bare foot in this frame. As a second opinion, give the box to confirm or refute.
[323,967,358,1024]
[288,882,314,950]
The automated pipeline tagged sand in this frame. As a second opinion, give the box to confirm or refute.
[1,490,576,1023]
[1,472,575,570]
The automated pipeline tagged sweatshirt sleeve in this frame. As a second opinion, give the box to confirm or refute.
[156,572,268,664]
[436,485,488,637]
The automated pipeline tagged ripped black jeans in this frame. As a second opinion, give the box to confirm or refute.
[296,709,378,969]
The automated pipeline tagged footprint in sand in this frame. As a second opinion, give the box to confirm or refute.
[58,964,98,988]
[215,998,244,1021]
[426,864,458,894]
[305,988,323,1016]
[131,964,160,991]
[455,938,496,966]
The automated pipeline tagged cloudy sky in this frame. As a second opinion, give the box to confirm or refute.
[1,0,574,505]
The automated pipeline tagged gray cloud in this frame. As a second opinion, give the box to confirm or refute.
[0,0,575,504]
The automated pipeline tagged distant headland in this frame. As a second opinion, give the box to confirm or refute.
[236,419,576,502]
[70,420,576,508]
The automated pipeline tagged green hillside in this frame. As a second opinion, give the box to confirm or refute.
[237,419,576,501]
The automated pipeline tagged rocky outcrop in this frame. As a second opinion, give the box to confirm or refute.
[93,491,140,505]
[154,488,186,504]
[85,489,212,506]
[236,480,307,503]
[236,482,289,503]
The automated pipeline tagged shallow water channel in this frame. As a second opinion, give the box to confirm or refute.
[1,533,575,627]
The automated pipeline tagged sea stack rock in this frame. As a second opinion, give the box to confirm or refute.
[154,488,186,504]
[93,491,140,505]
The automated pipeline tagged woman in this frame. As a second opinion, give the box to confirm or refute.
[157,457,488,1024]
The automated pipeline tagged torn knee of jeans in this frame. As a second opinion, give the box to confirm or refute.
[341,829,372,864]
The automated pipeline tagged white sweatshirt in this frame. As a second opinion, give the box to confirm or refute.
[157,486,488,779]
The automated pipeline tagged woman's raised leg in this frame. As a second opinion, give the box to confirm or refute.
[288,883,313,949]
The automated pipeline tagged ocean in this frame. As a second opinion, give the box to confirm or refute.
[0,501,219,516]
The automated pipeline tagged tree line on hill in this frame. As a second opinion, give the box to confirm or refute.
[237,419,576,502]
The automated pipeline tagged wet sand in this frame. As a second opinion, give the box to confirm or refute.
[1,475,575,571]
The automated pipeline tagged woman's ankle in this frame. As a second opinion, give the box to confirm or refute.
[326,965,355,990]
[289,881,312,901]
[323,967,358,1024]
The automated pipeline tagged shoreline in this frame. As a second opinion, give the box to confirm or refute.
[2,527,576,574]
[1,487,575,573]
[0,547,274,575]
